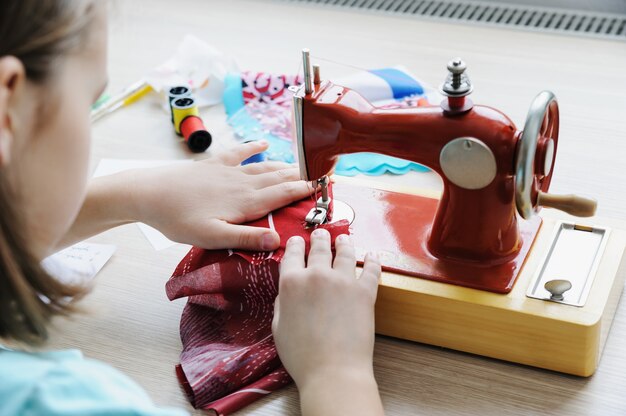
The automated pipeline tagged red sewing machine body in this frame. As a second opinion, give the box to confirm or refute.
[303,82,540,263]
[299,83,548,292]
[293,52,593,293]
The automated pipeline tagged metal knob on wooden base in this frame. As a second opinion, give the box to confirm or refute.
[545,279,573,301]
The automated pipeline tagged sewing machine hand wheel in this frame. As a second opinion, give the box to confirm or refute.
[515,91,596,219]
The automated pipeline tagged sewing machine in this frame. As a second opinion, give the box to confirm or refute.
[292,49,626,376]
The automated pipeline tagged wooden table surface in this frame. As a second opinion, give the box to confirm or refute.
[46,1,626,414]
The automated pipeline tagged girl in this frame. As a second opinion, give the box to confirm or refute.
[0,1,384,415]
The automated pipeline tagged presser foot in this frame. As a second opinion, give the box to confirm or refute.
[305,206,328,226]
[305,176,331,227]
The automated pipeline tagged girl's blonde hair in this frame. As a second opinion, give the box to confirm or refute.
[0,0,98,344]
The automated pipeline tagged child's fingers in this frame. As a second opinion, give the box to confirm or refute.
[307,228,332,268]
[271,295,280,334]
[200,220,280,251]
[215,141,269,166]
[241,161,296,174]
[251,168,302,189]
[280,236,306,275]
[254,181,315,212]
[358,252,382,297]
[333,234,356,275]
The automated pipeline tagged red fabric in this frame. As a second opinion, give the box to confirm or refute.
[166,195,349,415]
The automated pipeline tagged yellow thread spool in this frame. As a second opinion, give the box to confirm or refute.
[168,86,191,124]
[172,97,199,135]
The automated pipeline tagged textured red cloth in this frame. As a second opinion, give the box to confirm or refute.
[166,196,349,415]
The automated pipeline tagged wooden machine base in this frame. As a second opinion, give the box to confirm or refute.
[335,178,626,376]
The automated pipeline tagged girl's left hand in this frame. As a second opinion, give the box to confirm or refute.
[93,141,314,251]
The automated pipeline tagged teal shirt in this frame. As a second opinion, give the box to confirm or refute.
[0,346,188,416]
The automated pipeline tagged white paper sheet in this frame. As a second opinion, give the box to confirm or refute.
[42,242,116,285]
[93,159,192,250]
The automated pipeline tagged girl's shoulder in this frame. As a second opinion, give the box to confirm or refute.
[0,347,188,416]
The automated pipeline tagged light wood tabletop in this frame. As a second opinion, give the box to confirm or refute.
[45,1,626,415]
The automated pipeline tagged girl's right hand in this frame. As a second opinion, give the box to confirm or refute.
[272,229,384,416]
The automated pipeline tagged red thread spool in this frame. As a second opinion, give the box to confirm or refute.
[180,115,212,153]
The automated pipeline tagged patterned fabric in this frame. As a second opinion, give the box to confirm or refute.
[166,193,349,415]
[223,72,298,163]
[241,71,302,107]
